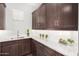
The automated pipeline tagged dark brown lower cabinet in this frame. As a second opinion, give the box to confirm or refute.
[31,40,63,56]
[0,38,31,56]
[0,38,64,56]
[18,39,31,56]
[2,42,18,56]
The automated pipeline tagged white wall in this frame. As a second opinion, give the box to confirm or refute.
[5,3,41,35]
[0,3,41,40]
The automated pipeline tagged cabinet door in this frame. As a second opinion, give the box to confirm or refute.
[2,41,18,56]
[32,40,52,56]
[46,3,60,30]
[32,4,46,29]
[38,4,46,29]
[36,42,63,56]
[46,3,78,30]
[36,42,46,56]
[2,45,11,56]
[23,39,31,55]
[32,40,46,56]
[1,39,31,56]
[43,45,63,56]
[33,9,40,29]
[32,40,63,56]
[18,39,31,56]
[60,3,78,30]
[31,39,37,56]
[0,4,5,30]
[9,44,18,56]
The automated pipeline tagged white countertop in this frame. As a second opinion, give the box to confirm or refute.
[0,36,78,56]
[0,36,31,42]
[32,37,78,56]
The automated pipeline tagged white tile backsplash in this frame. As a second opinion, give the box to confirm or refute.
[32,30,78,43]
[0,30,15,42]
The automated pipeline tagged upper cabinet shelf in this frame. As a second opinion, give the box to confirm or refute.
[0,3,6,30]
[32,3,78,30]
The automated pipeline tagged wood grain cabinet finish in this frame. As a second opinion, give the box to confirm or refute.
[46,3,78,30]
[31,40,63,56]
[0,3,5,30]
[0,39,31,56]
[2,42,18,56]
[32,4,46,29]
[32,3,78,30]
[17,39,31,56]
[61,4,78,30]
[0,39,64,56]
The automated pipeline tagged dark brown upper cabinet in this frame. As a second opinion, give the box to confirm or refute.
[46,3,78,30]
[32,4,46,29]
[32,3,78,30]
[0,3,6,30]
